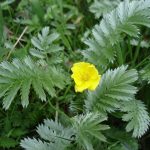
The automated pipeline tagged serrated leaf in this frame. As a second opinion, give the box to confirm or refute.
[84,0,150,69]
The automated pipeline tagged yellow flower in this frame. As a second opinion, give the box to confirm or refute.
[71,62,101,92]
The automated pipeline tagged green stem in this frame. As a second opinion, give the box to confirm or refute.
[128,37,132,60]
[63,84,72,99]
[116,43,124,65]
[0,5,4,46]
[132,38,142,66]
[55,100,59,122]
[48,98,72,123]
[135,55,150,69]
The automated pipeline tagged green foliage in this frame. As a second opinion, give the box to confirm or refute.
[1,0,150,149]
[30,27,64,64]
[84,0,150,69]
[21,113,109,150]
[140,63,150,83]
[30,0,45,24]
[85,66,150,137]
[130,39,150,48]
[72,113,109,150]
[121,100,150,137]
[0,137,18,149]
[0,0,15,10]
[0,99,54,149]
[21,138,52,150]
[90,0,120,18]
[21,119,72,150]
[0,56,66,109]
[37,119,73,146]
[0,6,4,46]
[85,66,138,113]
[106,128,138,150]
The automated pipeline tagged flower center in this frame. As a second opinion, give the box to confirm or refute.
[81,74,89,81]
